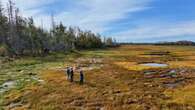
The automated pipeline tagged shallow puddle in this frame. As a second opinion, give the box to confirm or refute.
[140,63,168,67]
[164,83,179,89]
[0,80,16,93]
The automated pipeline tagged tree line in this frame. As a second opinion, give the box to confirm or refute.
[0,0,117,57]
[154,41,195,46]
[120,40,195,46]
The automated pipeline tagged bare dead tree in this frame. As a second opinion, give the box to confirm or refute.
[0,1,3,16]
[7,0,15,45]
[51,13,56,31]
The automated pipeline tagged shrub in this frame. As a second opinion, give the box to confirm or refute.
[0,44,9,56]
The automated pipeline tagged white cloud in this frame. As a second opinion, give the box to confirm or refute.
[1,0,152,32]
[56,0,152,33]
[1,0,56,29]
[3,0,194,42]
[113,20,195,42]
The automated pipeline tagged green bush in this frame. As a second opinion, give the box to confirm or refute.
[0,44,9,56]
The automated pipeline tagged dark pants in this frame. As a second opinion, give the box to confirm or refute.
[67,73,70,80]
[70,74,74,82]
[80,74,84,84]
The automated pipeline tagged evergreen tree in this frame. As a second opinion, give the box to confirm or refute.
[0,1,8,45]
[0,0,117,57]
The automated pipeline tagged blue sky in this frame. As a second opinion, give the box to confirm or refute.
[2,0,195,42]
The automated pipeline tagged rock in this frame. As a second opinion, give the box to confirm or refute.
[147,95,153,99]
[113,90,121,94]
[8,102,23,109]
[108,96,115,101]
[28,73,36,76]
[102,91,108,95]
[124,99,137,104]
[4,84,8,87]
[72,100,85,106]
[187,106,194,110]
[16,69,22,72]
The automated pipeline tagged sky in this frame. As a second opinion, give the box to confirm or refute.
[1,0,195,42]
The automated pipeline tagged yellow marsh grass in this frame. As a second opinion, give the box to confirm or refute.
[165,84,195,106]
[169,61,195,68]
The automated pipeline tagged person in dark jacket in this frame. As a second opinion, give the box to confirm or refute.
[70,67,74,82]
[80,70,84,85]
[66,67,70,80]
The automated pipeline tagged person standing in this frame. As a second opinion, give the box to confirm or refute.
[80,70,84,85]
[66,67,70,80]
[70,67,74,82]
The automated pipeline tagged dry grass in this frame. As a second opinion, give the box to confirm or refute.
[165,84,195,106]
[2,45,195,110]
[169,61,195,68]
